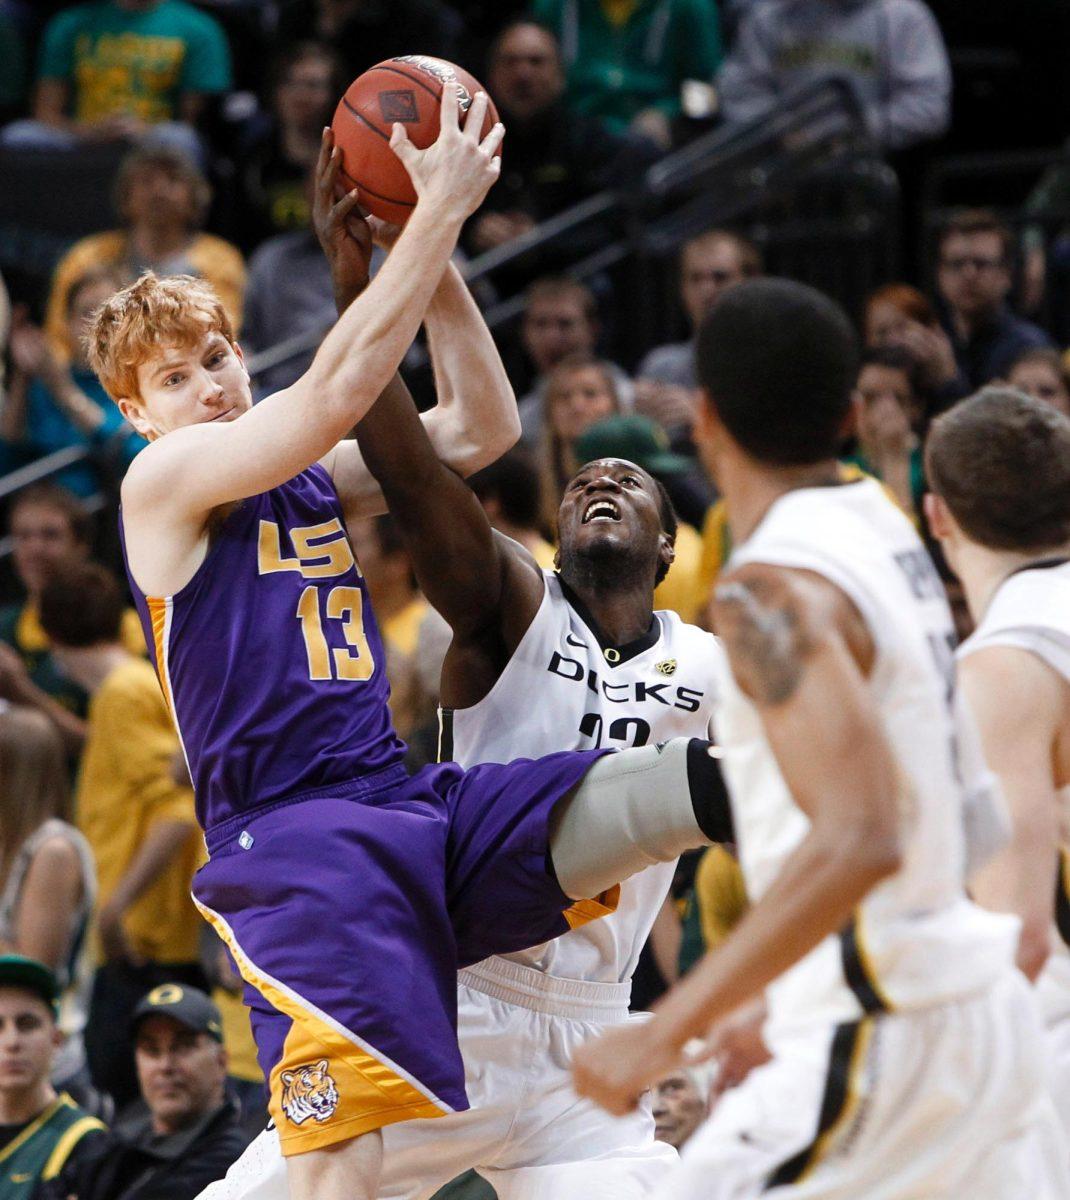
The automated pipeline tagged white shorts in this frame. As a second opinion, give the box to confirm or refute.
[1037,949,1070,1140]
[656,971,1069,1200]
[199,957,676,1200]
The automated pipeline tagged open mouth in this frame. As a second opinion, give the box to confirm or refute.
[582,498,621,524]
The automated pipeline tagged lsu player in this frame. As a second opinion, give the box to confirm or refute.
[573,278,1069,1198]
[98,94,725,1200]
[926,387,1070,1138]
[202,137,732,1200]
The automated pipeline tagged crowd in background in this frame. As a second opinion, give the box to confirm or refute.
[1,0,1069,1196]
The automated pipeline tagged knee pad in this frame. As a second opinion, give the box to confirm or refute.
[550,738,734,900]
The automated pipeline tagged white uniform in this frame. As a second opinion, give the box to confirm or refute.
[201,571,728,1200]
[958,557,1070,1140]
[660,480,1068,1200]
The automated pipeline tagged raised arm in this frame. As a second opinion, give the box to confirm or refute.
[301,140,542,645]
[960,645,1062,980]
[122,87,504,522]
[572,563,902,1114]
[312,131,521,521]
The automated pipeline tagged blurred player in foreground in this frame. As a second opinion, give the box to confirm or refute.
[98,90,725,1200]
[203,128,733,1200]
[572,278,1069,1198]
[927,388,1070,1139]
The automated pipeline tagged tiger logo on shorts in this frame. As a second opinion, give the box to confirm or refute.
[280,1059,340,1124]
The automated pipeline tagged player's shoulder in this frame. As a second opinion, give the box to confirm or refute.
[714,561,864,659]
[495,530,546,587]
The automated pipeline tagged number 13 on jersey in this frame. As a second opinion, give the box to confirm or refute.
[257,519,375,683]
[296,585,374,681]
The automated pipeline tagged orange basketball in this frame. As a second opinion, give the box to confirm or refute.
[330,56,501,225]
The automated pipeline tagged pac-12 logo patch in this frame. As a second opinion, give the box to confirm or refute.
[655,658,678,676]
[379,89,419,123]
[280,1059,339,1125]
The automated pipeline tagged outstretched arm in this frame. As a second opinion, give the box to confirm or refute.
[572,564,902,1115]
[123,87,504,523]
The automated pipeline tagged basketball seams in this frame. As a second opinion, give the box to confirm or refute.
[338,163,414,209]
[341,96,391,142]
[370,64,444,104]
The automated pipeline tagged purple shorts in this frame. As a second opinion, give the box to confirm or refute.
[192,751,611,1156]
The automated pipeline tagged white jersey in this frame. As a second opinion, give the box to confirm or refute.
[440,570,726,984]
[958,557,1070,1025]
[717,478,1017,1033]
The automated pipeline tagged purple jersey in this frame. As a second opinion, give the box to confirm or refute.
[121,464,406,834]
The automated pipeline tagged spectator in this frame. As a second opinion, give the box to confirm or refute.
[0,486,144,751]
[3,267,147,499]
[0,956,106,1194]
[43,984,247,1200]
[0,709,96,1102]
[276,0,461,84]
[573,412,710,619]
[651,1058,711,1150]
[537,352,621,528]
[467,449,557,568]
[1005,346,1070,416]
[636,228,762,390]
[531,0,723,147]
[935,209,1051,390]
[44,146,246,352]
[516,276,633,445]
[465,22,660,258]
[844,347,924,519]
[718,0,951,152]
[239,179,337,398]
[38,562,204,1111]
[236,42,342,252]
[5,0,232,163]
[863,281,969,411]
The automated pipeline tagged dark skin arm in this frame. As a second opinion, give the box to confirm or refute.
[313,137,544,710]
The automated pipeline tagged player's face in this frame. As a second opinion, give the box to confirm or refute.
[123,332,252,440]
[558,458,664,565]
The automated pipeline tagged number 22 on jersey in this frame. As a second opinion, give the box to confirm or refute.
[258,519,374,682]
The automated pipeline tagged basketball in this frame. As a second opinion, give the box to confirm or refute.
[330,56,501,225]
